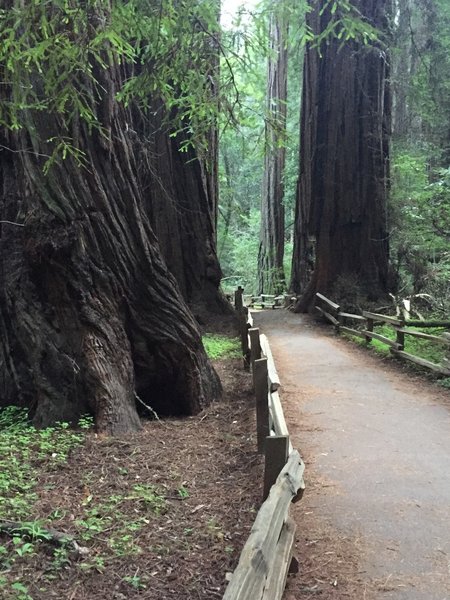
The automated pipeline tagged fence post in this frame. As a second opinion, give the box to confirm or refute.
[396,319,405,350]
[254,357,269,453]
[234,286,244,312]
[263,435,289,500]
[365,317,374,343]
[240,311,250,368]
[249,328,261,374]
[337,312,343,334]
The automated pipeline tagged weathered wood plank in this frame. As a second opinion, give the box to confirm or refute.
[260,334,281,392]
[222,451,305,600]
[316,292,340,312]
[235,287,244,311]
[253,302,276,309]
[339,312,366,322]
[263,435,289,501]
[249,328,261,371]
[364,330,400,349]
[391,350,450,376]
[239,312,250,358]
[254,358,270,453]
[269,391,292,453]
[362,311,404,326]
[262,517,296,600]
[315,305,339,326]
[405,320,450,328]
[397,328,450,345]
[339,325,367,340]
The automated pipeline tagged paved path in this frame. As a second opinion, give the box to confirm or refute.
[254,309,450,600]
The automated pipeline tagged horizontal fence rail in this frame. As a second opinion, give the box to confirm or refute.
[315,292,450,376]
[224,288,305,600]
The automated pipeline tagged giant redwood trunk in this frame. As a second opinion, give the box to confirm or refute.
[145,121,229,320]
[144,15,229,320]
[258,6,288,295]
[0,51,221,434]
[291,0,391,310]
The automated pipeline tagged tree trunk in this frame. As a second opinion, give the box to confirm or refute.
[144,119,230,322]
[258,5,288,295]
[291,0,391,311]
[0,56,221,434]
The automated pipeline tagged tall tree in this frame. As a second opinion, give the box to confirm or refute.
[0,1,222,433]
[258,4,288,294]
[291,0,391,310]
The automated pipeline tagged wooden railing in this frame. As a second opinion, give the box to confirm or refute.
[315,293,450,376]
[222,288,305,600]
[243,293,285,309]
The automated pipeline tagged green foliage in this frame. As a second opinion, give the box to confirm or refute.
[202,334,241,360]
[344,324,448,368]
[0,0,223,165]
[0,407,90,521]
[408,0,450,143]
[219,209,261,293]
[0,407,94,598]
[306,0,380,52]
[390,143,450,308]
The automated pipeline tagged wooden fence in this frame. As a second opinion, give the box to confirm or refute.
[315,292,450,376]
[222,288,305,600]
[243,293,285,309]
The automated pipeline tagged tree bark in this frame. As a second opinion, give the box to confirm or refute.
[291,0,391,311]
[0,48,221,434]
[144,120,230,320]
[258,5,288,295]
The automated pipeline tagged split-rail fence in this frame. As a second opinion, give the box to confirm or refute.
[221,287,305,600]
[315,292,450,376]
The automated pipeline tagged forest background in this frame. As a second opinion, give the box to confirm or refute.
[220,0,450,317]
[1,0,450,432]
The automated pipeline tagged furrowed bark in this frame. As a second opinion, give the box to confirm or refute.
[258,6,288,295]
[0,30,221,433]
[291,0,391,311]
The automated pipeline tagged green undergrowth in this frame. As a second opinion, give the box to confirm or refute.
[0,407,93,599]
[202,334,241,360]
[342,324,450,385]
[0,407,175,599]
[0,407,91,521]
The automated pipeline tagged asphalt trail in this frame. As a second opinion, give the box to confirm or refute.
[254,309,450,600]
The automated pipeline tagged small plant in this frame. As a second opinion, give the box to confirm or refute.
[78,415,94,430]
[79,555,107,573]
[178,485,189,499]
[123,574,146,590]
[10,581,32,600]
[12,537,34,558]
[51,547,70,571]
[129,484,166,514]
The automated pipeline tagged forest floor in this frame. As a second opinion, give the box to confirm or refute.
[5,308,450,600]
[254,309,450,600]
[0,354,263,600]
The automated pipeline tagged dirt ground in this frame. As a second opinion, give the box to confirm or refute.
[0,358,263,600]
[253,309,450,600]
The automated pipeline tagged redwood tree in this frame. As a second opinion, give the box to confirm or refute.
[0,1,222,433]
[258,5,288,295]
[291,0,391,310]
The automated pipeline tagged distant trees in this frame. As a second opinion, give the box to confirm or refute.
[258,5,288,295]
[291,0,391,310]
[0,1,224,433]
[389,0,450,309]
